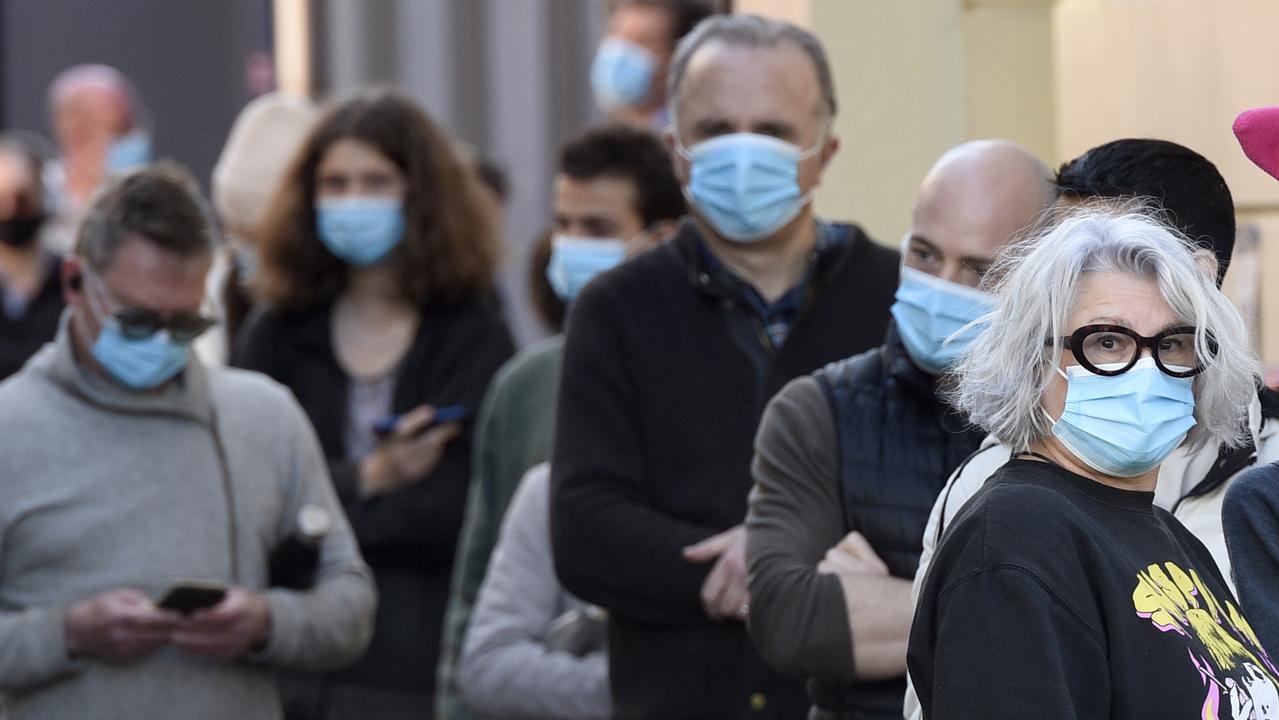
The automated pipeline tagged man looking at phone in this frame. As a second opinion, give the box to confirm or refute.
[0,164,375,719]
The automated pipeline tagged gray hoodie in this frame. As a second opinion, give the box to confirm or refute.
[0,317,376,719]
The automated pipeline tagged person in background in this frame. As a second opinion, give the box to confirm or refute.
[436,123,684,720]
[198,92,318,366]
[0,134,63,379]
[0,163,374,719]
[1222,105,1279,656]
[745,140,1054,720]
[908,204,1271,718]
[590,0,717,128]
[552,15,899,719]
[44,64,152,254]
[232,89,513,720]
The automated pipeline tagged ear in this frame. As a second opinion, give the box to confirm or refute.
[1191,248,1219,284]
[818,133,841,173]
[664,127,690,185]
[61,255,84,303]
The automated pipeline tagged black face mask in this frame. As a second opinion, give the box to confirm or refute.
[0,214,45,248]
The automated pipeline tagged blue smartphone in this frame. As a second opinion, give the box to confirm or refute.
[373,405,469,438]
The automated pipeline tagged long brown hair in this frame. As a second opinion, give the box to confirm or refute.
[253,89,499,311]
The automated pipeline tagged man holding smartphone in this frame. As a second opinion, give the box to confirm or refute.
[0,164,375,719]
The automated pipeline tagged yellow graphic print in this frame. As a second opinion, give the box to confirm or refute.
[1133,562,1279,719]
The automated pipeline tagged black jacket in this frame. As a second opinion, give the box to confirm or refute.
[232,294,513,706]
[806,327,985,718]
[0,254,64,380]
[551,219,899,719]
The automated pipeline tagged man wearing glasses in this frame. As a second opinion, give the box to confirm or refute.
[0,164,375,719]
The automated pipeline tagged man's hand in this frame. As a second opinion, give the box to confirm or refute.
[171,587,272,660]
[817,531,913,680]
[817,531,889,577]
[683,525,750,622]
[64,588,182,663]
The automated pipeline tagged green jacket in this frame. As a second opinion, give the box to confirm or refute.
[435,336,564,720]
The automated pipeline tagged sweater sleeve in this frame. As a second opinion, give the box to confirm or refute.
[258,395,377,672]
[458,465,611,720]
[745,376,853,683]
[910,558,1108,719]
[436,361,514,720]
[0,607,81,690]
[1223,463,1279,655]
[551,298,719,626]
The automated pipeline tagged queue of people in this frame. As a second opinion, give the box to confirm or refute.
[0,1,1278,719]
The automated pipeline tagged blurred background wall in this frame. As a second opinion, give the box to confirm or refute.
[3,0,1279,361]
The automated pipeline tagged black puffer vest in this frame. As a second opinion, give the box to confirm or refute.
[807,326,986,720]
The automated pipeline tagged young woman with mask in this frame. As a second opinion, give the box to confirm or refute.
[232,89,514,720]
[0,135,63,379]
[908,204,1275,719]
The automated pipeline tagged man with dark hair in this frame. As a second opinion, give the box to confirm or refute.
[1054,138,1236,284]
[903,137,1278,719]
[745,140,1055,720]
[435,124,684,720]
[552,14,898,719]
[591,0,718,128]
[0,165,375,719]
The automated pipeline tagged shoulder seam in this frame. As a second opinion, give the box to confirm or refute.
[938,563,1106,651]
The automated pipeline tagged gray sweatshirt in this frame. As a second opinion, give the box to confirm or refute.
[0,318,376,719]
[458,463,610,720]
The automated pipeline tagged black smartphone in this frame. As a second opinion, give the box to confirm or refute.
[157,580,227,615]
[372,405,470,438]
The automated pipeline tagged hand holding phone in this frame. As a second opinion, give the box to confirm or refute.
[157,579,227,615]
[361,404,466,496]
[372,404,469,438]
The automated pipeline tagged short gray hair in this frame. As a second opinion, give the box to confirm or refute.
[78,162,217,271]
[951,202,1259,454]
[667,14,836,119]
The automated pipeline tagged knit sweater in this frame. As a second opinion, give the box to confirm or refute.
[0,316,376,719]
[551,219,899,719]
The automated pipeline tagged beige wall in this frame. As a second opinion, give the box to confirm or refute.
[1054,0,1279,364]
[738,0,1056,246]
[741,0,1279,364]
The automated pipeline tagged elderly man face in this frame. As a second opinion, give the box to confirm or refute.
[53,84,132,164]
[670,39,838,204]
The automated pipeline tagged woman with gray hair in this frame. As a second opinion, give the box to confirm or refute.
[907,204,1279,719]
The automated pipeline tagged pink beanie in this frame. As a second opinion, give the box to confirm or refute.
[1233,106,1279,182]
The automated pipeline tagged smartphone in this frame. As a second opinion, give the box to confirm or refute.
[372,405,470,438]
[157,579,227,615]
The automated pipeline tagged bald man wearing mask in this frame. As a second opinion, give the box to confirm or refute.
[746,140,1055,720]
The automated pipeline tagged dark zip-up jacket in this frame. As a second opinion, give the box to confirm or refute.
[233,294,513,713]
[551,219,898,719]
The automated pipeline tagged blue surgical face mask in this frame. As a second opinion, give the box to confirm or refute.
[105,130,153,175]
[546,234,628,302]
[890,266,995,375]
[676,132,821,244]
[1045,357,1197,477]
[82,275,190,390]
[590,37,659,112]
[315,196,406,266]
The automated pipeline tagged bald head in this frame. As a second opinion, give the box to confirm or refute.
[905,140,1054,287]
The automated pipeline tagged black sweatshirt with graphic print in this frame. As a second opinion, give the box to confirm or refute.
[909,459,1278,720]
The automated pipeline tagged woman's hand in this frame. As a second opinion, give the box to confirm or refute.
[358,405,462,497]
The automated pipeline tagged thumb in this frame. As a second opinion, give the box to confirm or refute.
[682,529,731,563]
